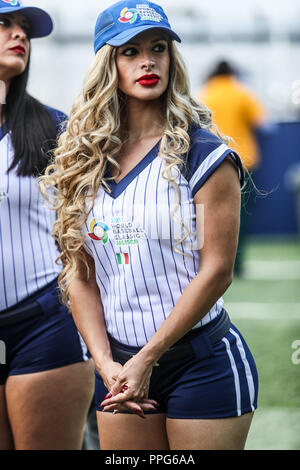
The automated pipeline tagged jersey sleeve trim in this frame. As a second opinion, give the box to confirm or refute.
[190,145,245,198]
[228,151,245,188]
[0,122,8,142]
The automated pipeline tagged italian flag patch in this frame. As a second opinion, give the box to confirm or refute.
[116,253,130,265]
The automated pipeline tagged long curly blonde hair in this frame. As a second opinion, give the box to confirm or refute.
[40,40,229,306]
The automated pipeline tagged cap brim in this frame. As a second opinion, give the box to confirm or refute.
[0,6,53,38]
[107,25,181,47]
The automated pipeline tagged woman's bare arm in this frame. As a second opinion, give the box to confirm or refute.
[69,251,114,374]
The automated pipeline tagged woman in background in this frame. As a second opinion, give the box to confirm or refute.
[0,1,93,450]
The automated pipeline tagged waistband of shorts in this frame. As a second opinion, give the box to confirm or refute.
[108,308,231,365]
[0,277,59,327]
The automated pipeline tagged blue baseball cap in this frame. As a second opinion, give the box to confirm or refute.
[94,1,181,54]
[0,0,53,38]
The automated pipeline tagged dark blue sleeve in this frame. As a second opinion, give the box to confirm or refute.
[45,105,68,137]
[186,126,245,198]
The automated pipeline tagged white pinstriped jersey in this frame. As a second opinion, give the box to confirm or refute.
[0,107,67,312]
[83,125,244,347]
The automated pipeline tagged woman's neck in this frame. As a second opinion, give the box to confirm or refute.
[124,98,165,142]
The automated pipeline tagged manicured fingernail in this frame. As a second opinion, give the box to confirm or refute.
[122,385,128,391]
[104,393,112,399]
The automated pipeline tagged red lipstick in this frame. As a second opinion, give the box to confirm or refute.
[9,46,25,55]
[137,74,160,87]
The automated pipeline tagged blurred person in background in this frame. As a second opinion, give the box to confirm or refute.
[0,1,94,450]
[198,60,266,276]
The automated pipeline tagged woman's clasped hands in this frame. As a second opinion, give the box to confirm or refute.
[99,353,159,419]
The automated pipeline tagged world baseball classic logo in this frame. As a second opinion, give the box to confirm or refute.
[88,219,110,244]
[119,7,138,24]
[2,0,19,6]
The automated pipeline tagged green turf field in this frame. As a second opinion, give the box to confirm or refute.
[223,237,300,450]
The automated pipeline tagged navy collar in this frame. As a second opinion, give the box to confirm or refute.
[104,140,161,199]
[0,122,8,142]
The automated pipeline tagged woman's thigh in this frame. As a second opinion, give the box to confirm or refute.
[167,412,254,450]
[97,411,169,450]
[0,386,14,450]
[5,360,94,450]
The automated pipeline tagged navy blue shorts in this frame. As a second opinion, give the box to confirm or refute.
[0,279,90,386]
[94,318,258,419]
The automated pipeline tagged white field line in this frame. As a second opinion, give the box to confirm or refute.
[226,302,300,320]
[244,260,300,280]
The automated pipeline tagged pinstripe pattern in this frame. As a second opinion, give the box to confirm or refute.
[155,159,176,308]
[0,133,61,311]
[83,126,244,346]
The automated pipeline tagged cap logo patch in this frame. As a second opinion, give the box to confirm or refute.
[2,0,19,5]
[119,7,138,24]
[136,4,163,22]
[119,4,163,25]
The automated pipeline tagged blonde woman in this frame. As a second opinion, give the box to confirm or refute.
[41,1,258,450]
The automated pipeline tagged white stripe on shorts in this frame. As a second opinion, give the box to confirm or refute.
[229,328,256,412]
[222,336,242,416]
[78,333,89,361]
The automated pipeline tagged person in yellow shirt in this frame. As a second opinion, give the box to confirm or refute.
[198,60,266,276]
